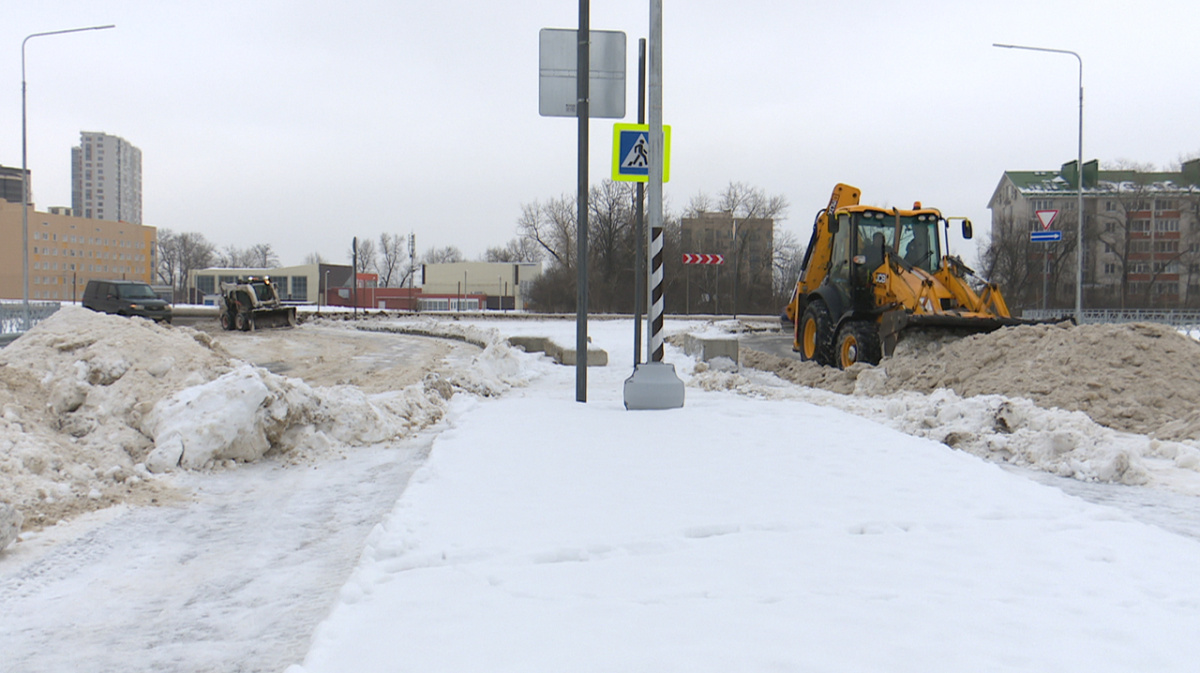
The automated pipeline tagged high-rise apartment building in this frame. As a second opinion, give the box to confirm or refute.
[71,131,142,225]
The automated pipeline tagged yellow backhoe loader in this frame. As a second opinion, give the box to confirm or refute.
[785,183,1040,368]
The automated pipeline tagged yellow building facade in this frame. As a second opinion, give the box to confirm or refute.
[0,198,157,301]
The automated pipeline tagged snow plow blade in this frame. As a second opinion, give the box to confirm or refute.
[250,307,297,329]
[880,311,1070,356]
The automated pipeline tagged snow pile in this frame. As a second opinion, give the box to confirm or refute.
[142,363,456,472]
[0,308,538,535]
[0,503,20,551]
[0,307,233,529]
[692,360,1162,486]
[737,321,1200,436]
[881,321,1200,442]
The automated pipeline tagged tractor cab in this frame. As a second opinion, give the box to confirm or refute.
[825,205,946,312]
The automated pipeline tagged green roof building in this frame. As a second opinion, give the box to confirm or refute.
[988,159,1200,309]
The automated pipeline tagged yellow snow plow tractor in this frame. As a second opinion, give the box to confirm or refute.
[785,183,1038,368]
[219,277,298,331]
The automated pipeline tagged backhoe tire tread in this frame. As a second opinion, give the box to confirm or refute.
[836,320,882,369]
[799,301,836,367]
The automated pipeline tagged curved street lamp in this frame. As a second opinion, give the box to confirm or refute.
[993,42,1084,321]
[21,24,115,328]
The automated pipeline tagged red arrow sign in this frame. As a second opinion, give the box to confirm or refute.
[682,254,725,265]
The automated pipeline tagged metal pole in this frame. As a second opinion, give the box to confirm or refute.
[20,25,114,329]
[575,0,590,401]
[646,0,665,362]
[633,37,646,365]
[1043,244,1049,310]
[993,42,1084,321]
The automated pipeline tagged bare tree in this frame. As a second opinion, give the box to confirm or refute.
[423,246,465,264]
[304,251,327,265]
[772,229,806,308]
[686,182,790,314]
[247,243,279,268]
[716,181,790,221]
[156,229,215,300]
[377,233,407,287]
[517,195,576,269]
[684,191,714,217]
[215,243,278,268]
[588,181,637,311]
[981,212,1044,310]
[350,238,378,276]
[485,237,543,263]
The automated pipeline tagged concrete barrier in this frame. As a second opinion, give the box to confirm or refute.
[679,333,738,363]
[506,335,608,367]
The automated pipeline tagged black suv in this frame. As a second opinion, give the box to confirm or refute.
[82,280,173,323]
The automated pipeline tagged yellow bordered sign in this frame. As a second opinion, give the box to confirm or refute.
[612,123,671,182]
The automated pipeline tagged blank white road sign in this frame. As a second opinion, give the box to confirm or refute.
[539,28,626,118]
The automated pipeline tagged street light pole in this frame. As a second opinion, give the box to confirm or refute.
[993,42,1084,321]
[21,24,115,330]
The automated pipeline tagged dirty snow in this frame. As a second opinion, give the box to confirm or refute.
[0,308,517,536]
[4,311,1200,672]
[730,321,1200,493]
[288,317,1200,673]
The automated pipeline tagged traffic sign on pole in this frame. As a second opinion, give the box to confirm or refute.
[682,253,724,265]
[1036,209,1058,230]
[612,123,671,182]
[1031,230,1063,242]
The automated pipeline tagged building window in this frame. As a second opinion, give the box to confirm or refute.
[1156,219,1180,232]
[291,275,308,298]
[197,276,215,294]
[1131,219,1151,232]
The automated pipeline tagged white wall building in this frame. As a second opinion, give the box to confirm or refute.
[72,131,142,225]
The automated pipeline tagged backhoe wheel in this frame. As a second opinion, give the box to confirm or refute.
[798,301,835,366]
[236,312,253,332]
[836,320,882,369]
[220,311,235,331]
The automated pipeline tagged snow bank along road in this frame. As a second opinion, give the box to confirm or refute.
[0,309,487,673]
[4,310,1200,671]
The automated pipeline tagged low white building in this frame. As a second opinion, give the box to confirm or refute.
[421,261,541,311]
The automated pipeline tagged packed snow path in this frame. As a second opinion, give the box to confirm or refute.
[0,447,429,673]
[0,320,480,673]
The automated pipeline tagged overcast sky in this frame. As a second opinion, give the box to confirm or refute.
[4,0,1199,268]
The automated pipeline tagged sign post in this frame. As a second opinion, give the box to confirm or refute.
[539,18,626,403]
[1033,210,1060,309]
[624,0,684,410]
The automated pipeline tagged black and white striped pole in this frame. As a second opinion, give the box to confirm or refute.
[623,0,684,410]
[647,224,666,362]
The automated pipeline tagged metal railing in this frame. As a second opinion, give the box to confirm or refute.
[1021,308,1200,329]
[0,302,61,340]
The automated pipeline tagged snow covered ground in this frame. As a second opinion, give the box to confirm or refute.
[290,317,1200,673]
[4,313,1200,672]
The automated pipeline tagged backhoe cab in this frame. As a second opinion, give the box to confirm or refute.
[786,183,1028,369]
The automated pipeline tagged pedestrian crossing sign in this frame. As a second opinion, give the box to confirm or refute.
[612,123,671,182]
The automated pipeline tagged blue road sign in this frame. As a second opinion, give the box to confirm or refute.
[612,124,671,182]
[1031,230,1063,242]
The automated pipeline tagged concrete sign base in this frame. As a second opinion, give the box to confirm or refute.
[623,361,685,410]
